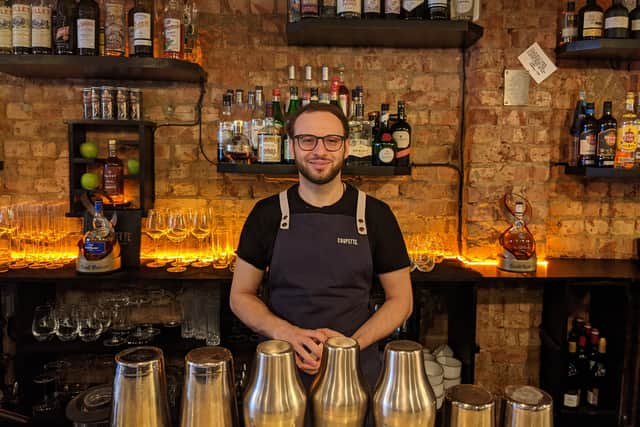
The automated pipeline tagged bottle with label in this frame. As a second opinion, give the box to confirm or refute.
[364,0,381,18]
[586,337,607,407]
[497,201,536,273]
[53,0,77,54]
[559,1,578,46]
[282,86,300,164]
[321,0,336,16]
[272,88,285,132]
[127,3,134,55]
[288,0,301,22]
[337,65,350,117]
[182,0,199,63]
[596,101,617,168]
[604,0,629,38]
[250,86,266,159]
[161,0,181,58]
[587,328,600,369]
[133,0,153,57]
[77,0,99,55]
[614,92,638,169]
[451,0,473,20]
[0,0,10,54]
[12,0,31,54]
[337,0,361,18]
[402,0,424,18]
[427,0,448,19]
[218,93,233,163]
[258,103,282,164]
[578,102,597,167]
[631,3,640,38]
[373,104,397,166]
[103,139,125,205]
[563,341,581,409]
[319,64,331,104]
[31,0,52,54]
[347,95,372,167]
[104,0,125,55]
[76,199,122,274]
[385,0,400,18]
[301,0,319,18]
[569,90,586,166]
[391,101,411,167]
[579,0,604,39]
[302,64,313,105]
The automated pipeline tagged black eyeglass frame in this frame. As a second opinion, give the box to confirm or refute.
[293,134,346,152]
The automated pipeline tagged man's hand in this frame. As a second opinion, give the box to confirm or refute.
[316,328,345,340]
[274,325,328,374]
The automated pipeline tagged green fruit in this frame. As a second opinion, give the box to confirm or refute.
[127,159,140,175]
[80,141,98,159]
[80,172,99,190]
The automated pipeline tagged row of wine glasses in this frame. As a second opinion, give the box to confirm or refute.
[404,233,445,272]
[141,208,243,273]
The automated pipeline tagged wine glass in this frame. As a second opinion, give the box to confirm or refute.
[32,305,56,342]
[103,297,131,347]
[77,304,103,342]
[166,210,188,273]
[55,305,79,342]
[145,209,168,268]
[190,208,212,268]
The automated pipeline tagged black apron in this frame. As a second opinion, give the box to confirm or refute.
[267,188,380,427]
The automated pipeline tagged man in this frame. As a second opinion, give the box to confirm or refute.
[230,102,413,423]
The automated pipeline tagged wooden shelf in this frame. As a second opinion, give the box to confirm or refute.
[217,163,411,176]
[65,119,155,128]
[286,19,483,48]
[564,165,640,178]
[555,38,640,61]
[0,56,206,82]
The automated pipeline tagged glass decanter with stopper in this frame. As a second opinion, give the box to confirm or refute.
[498,196,536,272]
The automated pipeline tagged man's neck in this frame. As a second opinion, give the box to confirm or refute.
[297,175,345,207]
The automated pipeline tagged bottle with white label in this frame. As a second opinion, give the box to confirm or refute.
[364,0,381,17]
[401,0,424,19]
[579,0,603,39]
[390,101,411,167]
[31,0,52,54]
[427,0,448,19]
[77,0,99,55]
[133,0,153,57]
[604,0,629,38]
[0,0,12,54]
[12,0,31,54]
[452,0,473,20]
[161,0,181,58]
[337,0,361,18]
[384,0,400,18]
[105,0,125,56]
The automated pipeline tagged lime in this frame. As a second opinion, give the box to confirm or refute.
[80,172,99,190]
[80,141,98,159]
[127,159,140,175]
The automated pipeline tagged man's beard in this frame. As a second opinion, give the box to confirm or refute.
[295,154,345,185]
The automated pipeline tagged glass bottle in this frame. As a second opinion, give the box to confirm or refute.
[321,0,336,16]
[104,0,126,55]
[251,86,266,161]
[288,0,301,22]
[103,139,125,205]
[310,87,319,103]
[337,64,350,117]
[497,201,536,268]
[302,64,313,105]
[347,96,372,167]
[427,0,448,19]
[218,93,233,163]
[559,1,578,46]
[98,0,104,54]
[568,90,586,166]
[0,0,10,54]
[53,0,76,54]
[337,0,361,18]
[12,0,31,54]
[127,2,134,55]
[390,101,411,167]
[301,0,319,18]
[402,0,425,19]
[579,0,604,39]
[31,0,52,54]
[282,86,299,164]
[563,341,581,409]
[287,64,296,111]
[161,0,181,58]
[586,337,607,407]
[596,101,617,168]
[604,0,629,38]
[578,102,597,167]
[631,3,640,38]
[77,0,99,55]
[182,0,199,63]
[257,103,282,164]
[320,64,331,104]
[451,0,473,20]
[133,0,153,57]
[272,88,285,133]
[364,0,381,18]
[614,92,637,169]
[373,104,397,166]
[384,0,400,18]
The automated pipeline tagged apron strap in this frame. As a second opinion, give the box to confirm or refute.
[279,190,290,230]
[356,190,367,235]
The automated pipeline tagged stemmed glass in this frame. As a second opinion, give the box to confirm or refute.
[145,209,168,268]
[190,208,212,268]
[55,305,79,342]
[166,210,188,273]
[32,305,56,342]
[77,304,104,342]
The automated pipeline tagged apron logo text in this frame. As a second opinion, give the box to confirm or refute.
[337,237,359,246]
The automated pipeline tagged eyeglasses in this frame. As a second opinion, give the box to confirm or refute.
[294,134,345,152]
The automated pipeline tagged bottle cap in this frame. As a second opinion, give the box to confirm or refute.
[304,64,312,81]
[272,88,281,96]
[288,65,296,81]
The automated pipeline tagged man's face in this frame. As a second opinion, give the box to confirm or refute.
[292,111,349,186]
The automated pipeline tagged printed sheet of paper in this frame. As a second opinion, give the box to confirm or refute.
[517,42,557,84]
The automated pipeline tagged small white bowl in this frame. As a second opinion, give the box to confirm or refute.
[423,352,435,362]
[424,360,444,382]
[443,376,461,390]
[436,393,444,409]
[430,380,444,397]
[433,344,454,358]
[436,356,462,379]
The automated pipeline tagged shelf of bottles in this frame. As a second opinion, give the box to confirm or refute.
[564,165,640,178]
[217,163,411,176]
[556,0,640,61]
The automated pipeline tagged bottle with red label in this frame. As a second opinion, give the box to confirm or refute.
[391,100,411,167]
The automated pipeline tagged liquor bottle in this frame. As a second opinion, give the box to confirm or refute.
[369,111,380,137]
[104,0,125,55]
[364,0,381,18]
[329,77,340,107]
[579,0,604,39]
[614,92,638,169]
[103,139,125,205]
[631,3,640,38]
[133,0,153,57]
[337,0,361,18]
[321,0,336,16]
[251,86,266,161]
[568,317,585,346]
[559,1,578,46]
[302,64,313,105]
[12,0,31,54]
[427,0,448,19]
[402,0,425,19]
[373,104,397,166]
[272,88,285,132]
[53,0,77,54]
[228,90,251,164]
[337,65,350,117]
[587,328,600,369]
[583,323,593,343]
[497,201,536,272]
[301,0,319,18]
[451,0,473,20]
[604,0,629,38]
[578,102,597,167]
[347,94,372,166]
[568,90,586,166]
[76,199,122,273]
[287,64,296,111]
[98,0,105,54]
[77,0,99,55]
[31,0,52,54]
[563,341,581,409]
[320,64,331,104]
[596,101,617,168]
[384,0,400,18]
[218,93,233,163]
[282,86,299,164]
[127,3,134,55]
[257,103,282,164]
[0,0,10,54]
[586,337,607,407]
[182,0,198,63]
[310,87,319,103]
[288,0,301,22]
[161,0,181,58]
[391,101,411,167]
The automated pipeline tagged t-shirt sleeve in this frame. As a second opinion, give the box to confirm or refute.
[236,198,279,271]
[366,198,411,274]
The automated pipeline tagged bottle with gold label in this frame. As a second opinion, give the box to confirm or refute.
[579,0,604,39]
[596,101,616,168]
[498,200,536,273]
[614,92,638,169]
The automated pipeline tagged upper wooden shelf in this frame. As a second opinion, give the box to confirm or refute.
[564,165,640,179]
[0,56,207,82]
[555,38,640,61]
[217,163,411,176]
[286,19,483,49]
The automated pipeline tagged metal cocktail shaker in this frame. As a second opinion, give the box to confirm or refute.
[501,385,553,427]
[110,346,171,427]
[180,347,238,427]
[443,384,495,427]
[373,340,436,427]
[243,340,306,427]
[310,336,368,427]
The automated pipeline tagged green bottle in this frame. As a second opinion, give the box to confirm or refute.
[282,86,299,164]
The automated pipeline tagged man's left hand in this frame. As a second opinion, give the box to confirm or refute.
[316,328,344,341]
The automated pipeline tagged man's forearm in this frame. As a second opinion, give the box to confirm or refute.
[351,296,411,351]
[229,292,293,340]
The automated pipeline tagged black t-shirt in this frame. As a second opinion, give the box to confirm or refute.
[237,183,410,275]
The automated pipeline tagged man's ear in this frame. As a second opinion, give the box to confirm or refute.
[344,138,350,160]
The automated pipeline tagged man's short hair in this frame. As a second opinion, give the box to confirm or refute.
[285,103,350,140]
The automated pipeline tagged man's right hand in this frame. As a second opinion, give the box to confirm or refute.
[274,325,328,374]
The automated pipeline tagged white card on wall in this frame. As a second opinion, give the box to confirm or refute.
[504,69,530,106]
[517,42,557,84]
